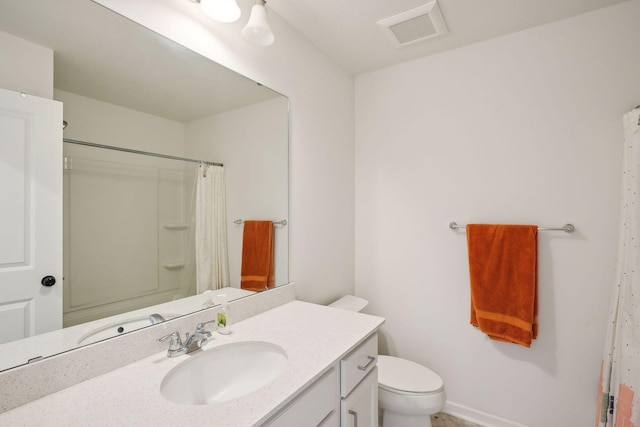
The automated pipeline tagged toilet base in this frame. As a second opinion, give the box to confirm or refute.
[378,386,445,427]
[382,410,433,427]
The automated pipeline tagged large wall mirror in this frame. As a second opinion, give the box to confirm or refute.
[0,0,289,372]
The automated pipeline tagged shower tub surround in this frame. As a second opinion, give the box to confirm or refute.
[0,284,385,426]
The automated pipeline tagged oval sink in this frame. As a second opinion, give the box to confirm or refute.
[160,341,288,404]
[77,313,181,345]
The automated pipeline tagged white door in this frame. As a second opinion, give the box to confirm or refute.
[0,87,63,345]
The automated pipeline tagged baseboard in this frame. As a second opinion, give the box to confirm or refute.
[443,402,531,427]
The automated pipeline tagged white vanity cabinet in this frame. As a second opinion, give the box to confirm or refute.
[0,300,385,427]
[340,333,378,427]
[341,367,378,427]
[265,332,379,427]
[265,366,340,427]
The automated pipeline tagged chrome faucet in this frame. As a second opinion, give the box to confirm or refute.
[157,320,216,357]
[149,314,166,325]
[183,320,215,353]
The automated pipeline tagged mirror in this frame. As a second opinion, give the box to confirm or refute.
[0,0,289,372]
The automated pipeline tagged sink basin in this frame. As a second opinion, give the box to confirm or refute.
[77,313,181,345]
[160,341,288,404]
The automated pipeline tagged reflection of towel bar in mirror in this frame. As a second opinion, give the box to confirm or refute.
[234,219,288,226]
[448,222,575,233]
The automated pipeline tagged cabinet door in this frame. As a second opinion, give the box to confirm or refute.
[341,367,378,427]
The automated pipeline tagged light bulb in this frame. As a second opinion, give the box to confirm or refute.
[200,0,241,23]
[241,2,274,46]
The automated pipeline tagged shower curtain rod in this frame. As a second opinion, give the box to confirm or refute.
[448,222,575,233]
[63,138,223,167]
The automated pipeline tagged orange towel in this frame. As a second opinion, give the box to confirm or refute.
[467,224,538,347]
[240,220,274,292]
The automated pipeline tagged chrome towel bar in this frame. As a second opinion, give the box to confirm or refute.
[449,222,575,233]
[234,219,288,226]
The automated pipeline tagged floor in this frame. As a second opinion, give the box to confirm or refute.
[431,412,482,427]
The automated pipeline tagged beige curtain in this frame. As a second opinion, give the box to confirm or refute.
[195,164,229,292]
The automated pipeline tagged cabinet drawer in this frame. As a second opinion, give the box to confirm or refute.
[265,367,338,427]
[340,333,378,397]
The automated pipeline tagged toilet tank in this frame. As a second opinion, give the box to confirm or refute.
[328,295,369,312]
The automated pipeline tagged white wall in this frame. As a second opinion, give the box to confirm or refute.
[355,2,640,427]
[55,90,185,155]
[94,0,356,304]
[0,30,53,99]
[185,97,289,287]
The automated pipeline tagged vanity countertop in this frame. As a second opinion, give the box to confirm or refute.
[0,300,384,426]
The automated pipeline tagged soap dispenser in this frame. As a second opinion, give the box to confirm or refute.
[216,293,231,334]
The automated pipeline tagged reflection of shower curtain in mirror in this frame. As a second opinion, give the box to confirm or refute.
[596,108,640,427]
[196,164,230,292]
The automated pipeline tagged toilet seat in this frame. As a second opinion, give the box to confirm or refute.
[377,355,444,395]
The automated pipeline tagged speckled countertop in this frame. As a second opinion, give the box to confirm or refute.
[0,300,384,427]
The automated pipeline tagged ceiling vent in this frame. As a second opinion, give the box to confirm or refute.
[377,1,448,48]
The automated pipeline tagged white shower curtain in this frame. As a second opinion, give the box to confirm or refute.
[195,164,229,293]
[597,108,640,427]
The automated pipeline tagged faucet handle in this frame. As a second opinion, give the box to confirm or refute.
[196,319,217,333]
[158,331,183,351]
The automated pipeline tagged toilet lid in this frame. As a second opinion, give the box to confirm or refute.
[377,355,444,393]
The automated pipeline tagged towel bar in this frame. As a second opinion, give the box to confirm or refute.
[448,222,575,233]
[234,219,288,226]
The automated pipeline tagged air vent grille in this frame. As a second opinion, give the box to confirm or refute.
[378,1,448,48]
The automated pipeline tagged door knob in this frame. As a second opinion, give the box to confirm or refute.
[41,276,56,287]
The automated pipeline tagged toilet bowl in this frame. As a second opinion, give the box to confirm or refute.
[329,295,446,427]
[377,355,446,427]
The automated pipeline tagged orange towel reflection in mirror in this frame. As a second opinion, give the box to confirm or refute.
[240,220,274,292]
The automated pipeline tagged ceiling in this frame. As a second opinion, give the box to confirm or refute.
[267,0,630,75]
[0,0,630,119]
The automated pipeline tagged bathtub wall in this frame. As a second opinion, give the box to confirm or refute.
[58,90,193,325]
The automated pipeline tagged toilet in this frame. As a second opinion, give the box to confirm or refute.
[329,296,446,427]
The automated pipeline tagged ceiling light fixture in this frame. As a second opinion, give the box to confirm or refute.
[195,0,241,23]
[241,0,274,47]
